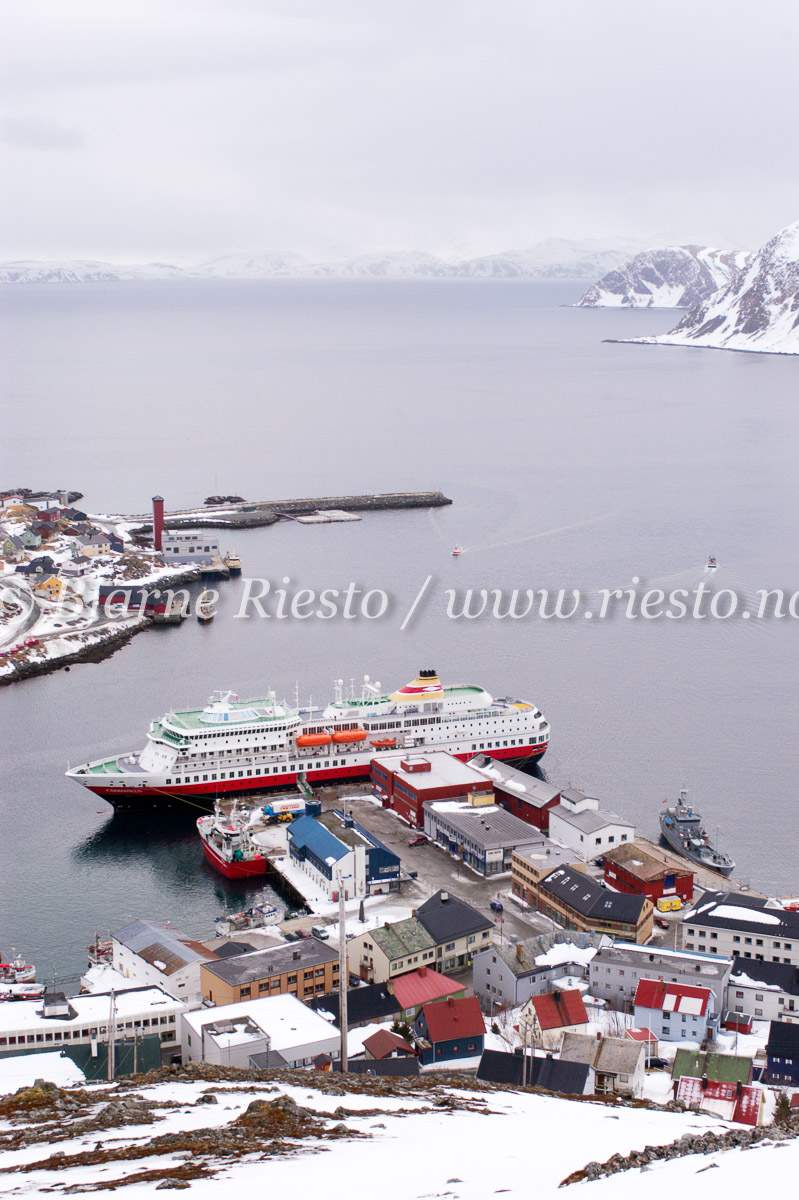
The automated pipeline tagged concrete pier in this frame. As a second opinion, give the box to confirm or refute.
[130,490,452,534]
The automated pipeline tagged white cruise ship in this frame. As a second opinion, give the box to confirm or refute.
[66,669,550,810]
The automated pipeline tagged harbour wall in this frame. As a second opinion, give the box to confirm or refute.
[130,490,452,533]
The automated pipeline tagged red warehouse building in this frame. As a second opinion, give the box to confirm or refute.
[468,754,561,832]
[603,842,694,906]
[371,752,494,828]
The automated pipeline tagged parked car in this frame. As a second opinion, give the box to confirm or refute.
[655,918,670,930]
[311,925,329,940]
[489,900,504,913]
[296,929,312,938]
[646,1056,668,1071]
[348,973,362,988]
[283,931,299,942]
[408,835,428,846]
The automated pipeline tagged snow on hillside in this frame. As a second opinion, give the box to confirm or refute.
[0,260,184,283]
[4,1070,789,1200]
[0,237,657,283]
[576,246,751,308]
[630,220,799,354]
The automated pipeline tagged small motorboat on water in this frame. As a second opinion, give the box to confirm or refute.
[196,589,215,622]
[705,555,718,572]
[452,545,463,557]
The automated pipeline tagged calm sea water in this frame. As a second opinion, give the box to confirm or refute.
[1,280,797,988]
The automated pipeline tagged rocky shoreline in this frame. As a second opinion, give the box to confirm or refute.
[0,568,202,689]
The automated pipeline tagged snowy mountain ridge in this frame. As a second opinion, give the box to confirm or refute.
[0,237,655,284]
[576,245,751,309]
[631,219,799,354]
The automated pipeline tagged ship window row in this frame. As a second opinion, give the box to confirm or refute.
[166,761,351,784]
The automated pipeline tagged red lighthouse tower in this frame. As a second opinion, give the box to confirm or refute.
[152,495,165,553]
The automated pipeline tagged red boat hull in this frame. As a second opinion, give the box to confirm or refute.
[84,742,547,807]
[200,837,271,879]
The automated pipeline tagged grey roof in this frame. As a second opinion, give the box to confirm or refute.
[477,1050,590,1094]
[592,942,732,980]
[248,1049,290,1070]
[468,756,561,807]
[307,982,401,1028]
[485,938,586,979]
[690,892,799,941]
[113,919,212,973]
[416,889,493,943]
[542,869,647,924]
[560,1033,644,1075]
[201,937,338,984]
[550,804,630,835]
[339,1057,419,1077]
[426,804,543,851]
[731,956,799,996]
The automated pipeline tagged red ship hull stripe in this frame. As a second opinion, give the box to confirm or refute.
[82,743,547,800]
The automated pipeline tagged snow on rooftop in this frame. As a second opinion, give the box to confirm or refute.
[710,904,782,925]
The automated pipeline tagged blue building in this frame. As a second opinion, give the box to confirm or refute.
[413,996,485,1066]
[765,1020,799,1085]
[287,811,401,900]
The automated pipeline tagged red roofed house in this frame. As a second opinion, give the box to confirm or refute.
[625,1028,658,1052]
[413,995,486,1066]
[633,978,718,1042]
[675,1075,764,1126]
[391,966,465,1022]
[363,1029,418,1060]
[519,988,590,1050]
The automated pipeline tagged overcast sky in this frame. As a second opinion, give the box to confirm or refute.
[1,0,797,262]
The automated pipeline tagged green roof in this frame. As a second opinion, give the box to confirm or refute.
[671,1049,752,1085]
[370,918,435,961]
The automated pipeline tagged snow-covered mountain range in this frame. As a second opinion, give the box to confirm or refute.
[632,220,799,354]
[0,237,653,284]
[0,259,185,283]
[576,246,751,309]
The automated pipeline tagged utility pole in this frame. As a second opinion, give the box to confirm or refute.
[107,990,117,1082]
[338,880,348,1072]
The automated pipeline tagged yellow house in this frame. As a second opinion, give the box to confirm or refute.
[33,575,63,601]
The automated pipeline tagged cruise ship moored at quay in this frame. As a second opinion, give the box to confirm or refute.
[66,670,550,810]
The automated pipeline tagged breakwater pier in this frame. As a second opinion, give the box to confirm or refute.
[130,490,452,534]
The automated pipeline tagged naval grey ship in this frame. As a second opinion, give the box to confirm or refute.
[659,788,735,877]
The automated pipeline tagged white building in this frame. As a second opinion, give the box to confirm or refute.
[0,987,186,1056]
[589,942,733,1015]
[181,994,340,1069]
[162,532,219,565]
[112,919,215,1006]
[547,789,634,860]
[728,958,799,1024]
[683,892,799,966]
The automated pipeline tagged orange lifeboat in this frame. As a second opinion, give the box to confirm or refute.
[332,729,368,744]
[296,733,333,747]
[370,737,397,749]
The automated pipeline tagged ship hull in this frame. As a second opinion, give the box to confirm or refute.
[199,836,271,879]
[659,818,735,878]
[79,741,547,810]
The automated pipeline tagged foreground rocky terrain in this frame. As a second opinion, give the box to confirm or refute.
[2,1065,797,1197]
